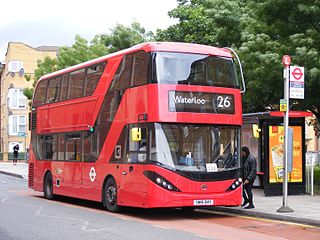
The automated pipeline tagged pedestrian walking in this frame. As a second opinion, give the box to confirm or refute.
[13,144,19,165]
[241,146,257,209]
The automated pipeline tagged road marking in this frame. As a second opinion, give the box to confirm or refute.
[198,209,320,229]
[194,234,211,239]
[36,206,43,215]
[36,206,81,222]
[151,224,171,230]
[1,197,8,202]
[81,220,115,233]
[81,221,100,232]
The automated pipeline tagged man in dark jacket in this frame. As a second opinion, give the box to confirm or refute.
[241,146,257,209]
[13,144,19,165]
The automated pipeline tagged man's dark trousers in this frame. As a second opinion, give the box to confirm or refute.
[243,181,254,205]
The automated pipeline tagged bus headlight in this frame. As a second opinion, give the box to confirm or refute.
[227,178,243,191]
[144,171,181,192]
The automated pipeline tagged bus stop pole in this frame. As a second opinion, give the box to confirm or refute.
[277,56,294,213]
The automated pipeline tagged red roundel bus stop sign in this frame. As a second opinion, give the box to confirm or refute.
[291,67,303,81]
[289,66,304,99]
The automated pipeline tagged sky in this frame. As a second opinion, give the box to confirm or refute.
[0,0,178,61]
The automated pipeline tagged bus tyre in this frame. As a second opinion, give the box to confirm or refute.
[44,172,54,200]
[103,177,121,212]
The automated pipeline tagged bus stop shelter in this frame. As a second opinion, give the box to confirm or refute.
[242,111,313,196]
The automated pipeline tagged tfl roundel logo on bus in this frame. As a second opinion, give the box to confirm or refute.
[89,167,97,182]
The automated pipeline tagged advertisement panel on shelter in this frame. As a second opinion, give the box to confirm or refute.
[268,126,302,183]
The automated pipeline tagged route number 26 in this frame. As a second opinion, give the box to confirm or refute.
[217,95,231,108]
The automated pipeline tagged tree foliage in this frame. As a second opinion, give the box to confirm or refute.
[57,35,107,69]
[156,0,244,47]
[98,22,154,53]
[156,0,320,135]
[25,21,153,101]
[23,56,58,101]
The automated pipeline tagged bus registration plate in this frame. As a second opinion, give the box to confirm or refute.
[193,199,214,206]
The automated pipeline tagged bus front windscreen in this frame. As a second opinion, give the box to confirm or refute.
[150,123,240,174]
[154,52,239,88]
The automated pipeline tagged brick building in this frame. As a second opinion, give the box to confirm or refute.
[0,42,58,160]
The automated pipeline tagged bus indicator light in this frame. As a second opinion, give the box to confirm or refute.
[88,125,94,133]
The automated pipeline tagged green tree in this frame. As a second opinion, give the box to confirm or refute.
[23,35,106,103]
[249,0,320,134]
[98,22,154,53]
[25,21,152,103]
[57,34,107,69]
[156,0,320,135]
[23,56,58,101]
[156,0,244,47]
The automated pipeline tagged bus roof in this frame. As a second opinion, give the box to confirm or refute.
[38,42,233,81]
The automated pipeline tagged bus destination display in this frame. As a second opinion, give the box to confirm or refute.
[168,91,235,114]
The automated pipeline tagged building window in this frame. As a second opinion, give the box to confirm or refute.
[8,88,26,109]
[9,115,26,135]
[8,61,23,72]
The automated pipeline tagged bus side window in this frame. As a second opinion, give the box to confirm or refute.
[46,77,61,103]
[57,134,65,161]
[110,126,127,164]
[65,134,82,161]
[33,80,48,107]
[127,127,147,163]
[37,135,58,160]
[131,51,149,87]
[83,131,99,162]
[60,74,69,101]
[69,69,85,99]
[44,135,58,160]
[85,62,106,96]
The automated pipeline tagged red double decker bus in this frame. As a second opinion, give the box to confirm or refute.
[28,42,245,212]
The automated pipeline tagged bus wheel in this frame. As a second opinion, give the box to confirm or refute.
[103,178,121,212]
[44,172,54,200]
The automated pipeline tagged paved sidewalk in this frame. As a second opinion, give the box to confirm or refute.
[0,162,28,179]
[0,162,319,227]
[211,188,320,227]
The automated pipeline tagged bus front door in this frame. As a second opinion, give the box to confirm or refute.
[119,164,147,207]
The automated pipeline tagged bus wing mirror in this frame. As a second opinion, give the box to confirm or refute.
[252,124,261,138]
[131,127,142,142]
